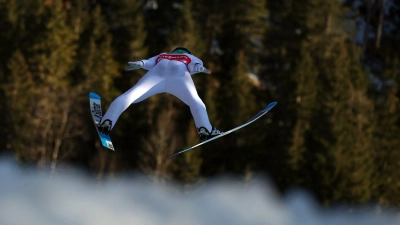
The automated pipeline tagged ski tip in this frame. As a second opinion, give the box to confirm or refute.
[89,92,101,99]
[266,101,277,109]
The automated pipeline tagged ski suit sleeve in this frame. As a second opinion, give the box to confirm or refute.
[187,56,203,75]
[141,54,163,70]
[188,56,211,75]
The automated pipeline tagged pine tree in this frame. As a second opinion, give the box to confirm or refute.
[200,0,268,175]
[163,0,207,181]
[142,0,184,55]
[343,0,400,206]
[372,58,400,205]
[321,44,376,203]
[166,0,206,55]
[2,0,78,171]
[67,2,121,175]
[287,49,319,184]
[90,0,150,172]
[3,51,33,157]
[259,0,308,184]
[104,0,148,63]
[280,0,377,204]
[0,0,10,152]
[138,100,178,183]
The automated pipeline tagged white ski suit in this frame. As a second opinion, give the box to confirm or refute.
[101,53,213,132]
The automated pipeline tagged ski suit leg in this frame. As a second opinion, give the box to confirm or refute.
[165,74,212,131]
[101,72,166,129]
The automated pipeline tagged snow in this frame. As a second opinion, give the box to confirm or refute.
[0,157,399,225]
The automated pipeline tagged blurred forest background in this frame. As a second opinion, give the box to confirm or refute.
[0,0,399,207]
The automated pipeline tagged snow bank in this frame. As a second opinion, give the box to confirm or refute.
[0,157,399,225]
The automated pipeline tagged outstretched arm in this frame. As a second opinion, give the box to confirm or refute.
[192,63,211,74]
[188,56,211,75]
[125,61,144,71]
[125,55,159,71]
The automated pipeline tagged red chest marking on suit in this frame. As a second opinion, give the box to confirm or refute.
[156,54,192,66]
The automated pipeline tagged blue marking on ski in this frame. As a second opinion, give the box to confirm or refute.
[89,92,101,100]
[169,101,277,157]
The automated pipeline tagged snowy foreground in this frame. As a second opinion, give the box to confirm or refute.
[0,157,399,225]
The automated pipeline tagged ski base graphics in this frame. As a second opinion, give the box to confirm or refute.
[89,92,115,151]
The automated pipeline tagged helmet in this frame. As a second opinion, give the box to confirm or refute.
[171,47,192,54]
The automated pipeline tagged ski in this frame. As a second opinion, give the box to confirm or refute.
[169,101,277,157]
[89,92,115,151]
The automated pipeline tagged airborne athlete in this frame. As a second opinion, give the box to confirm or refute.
[98,47,222,141]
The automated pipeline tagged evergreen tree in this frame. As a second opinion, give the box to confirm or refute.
[2,0,77,170]
[67,2,121,175]
[94,0,150,172]
[0,0,10,152]
[251,0,312,188]
[171,120,203,183]
[372,58,400,205]
[104,0,148,63]
[287,49,319,184]
[292,41,377,204]
[319,44,376,203]
[164,0,207,181]
[143,0,184,55]
[343,0,400,205]
[278,0,377,204]
[166,0,206,55]
[200,0,268,175]
[138,100,178,183]
[3,51,33,157]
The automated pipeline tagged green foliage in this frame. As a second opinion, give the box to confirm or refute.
[319,43,376,203]
[4,51,34,157]
[167,0,206,55]
[288,49,319,182]
[371,58,400,205]
[164,0,206,180]
[271,0,378,204]
[3,0,77,168]
[199,0,268,176]
[73,5,119,95]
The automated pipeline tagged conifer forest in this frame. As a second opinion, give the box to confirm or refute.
[0,0,399,209]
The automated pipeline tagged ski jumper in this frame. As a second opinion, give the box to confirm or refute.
[101,53,213,131]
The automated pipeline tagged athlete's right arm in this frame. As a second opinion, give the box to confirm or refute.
[125,54,161,71]
[125,61,144,71]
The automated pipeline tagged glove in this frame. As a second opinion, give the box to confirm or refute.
[125,61,144,71]
[192,64,211,74]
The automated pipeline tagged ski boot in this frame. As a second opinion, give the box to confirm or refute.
[98,119,112,135]
[197,126,222,141]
